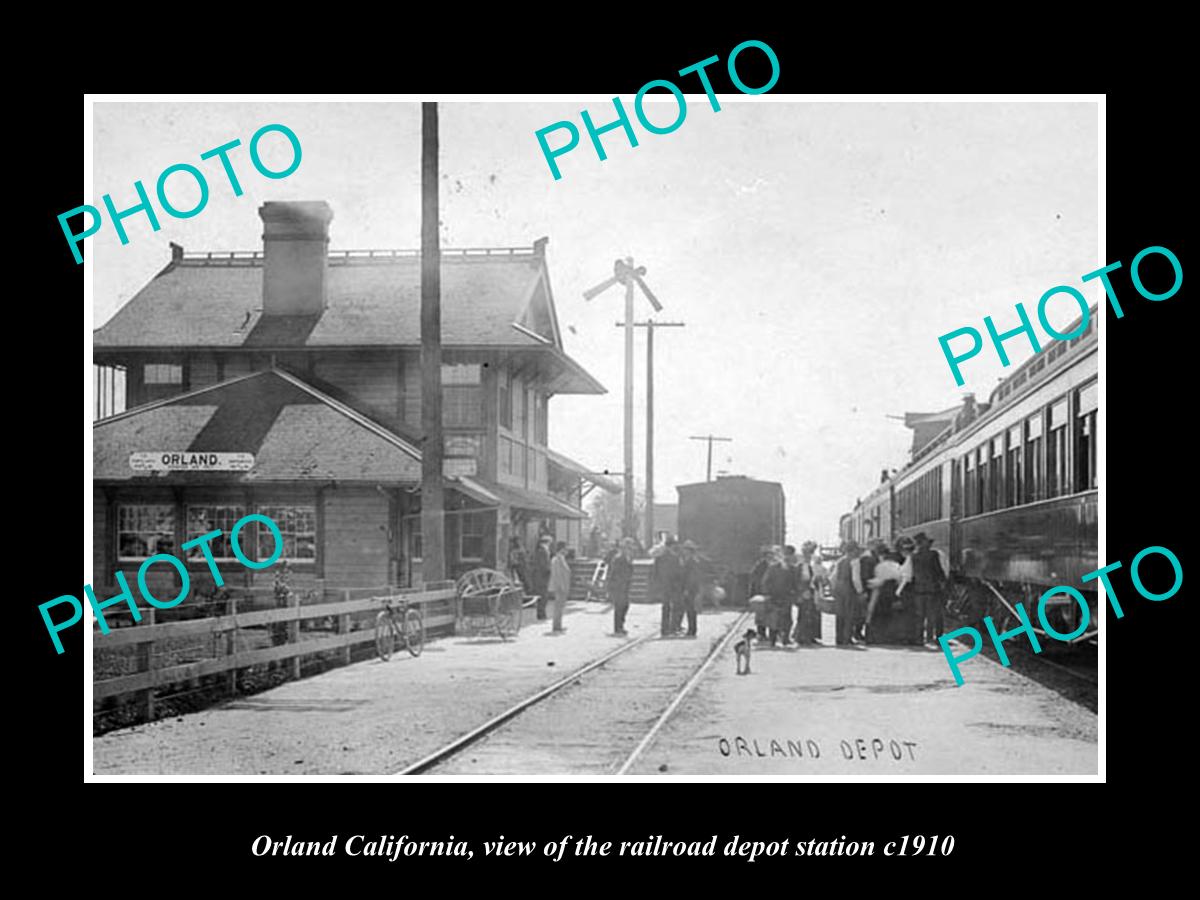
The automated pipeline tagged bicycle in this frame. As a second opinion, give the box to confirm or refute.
[374,597,425,661]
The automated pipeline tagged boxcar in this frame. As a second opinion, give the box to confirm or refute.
[677,476,785,606]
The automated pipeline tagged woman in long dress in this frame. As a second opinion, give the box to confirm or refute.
[866,549,905,644]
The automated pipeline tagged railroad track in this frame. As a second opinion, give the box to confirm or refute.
[396,611,751,776]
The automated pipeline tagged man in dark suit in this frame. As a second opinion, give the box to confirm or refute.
[530,534,553,619]
[650,536,684,637]
[677,540,704,637]
[832,540,861,646]
[901,532,948,646]
[607,538,636,636]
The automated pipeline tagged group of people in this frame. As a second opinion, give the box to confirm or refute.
[830,532,947,647]
[647,535,707,638]
[508,528,949,647]
[749,541,829,647]
[506,533,574,634]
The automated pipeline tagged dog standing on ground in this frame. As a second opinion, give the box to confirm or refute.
[734,629,757,675]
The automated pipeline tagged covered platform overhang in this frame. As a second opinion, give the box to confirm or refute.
[545,448,622,499]
[451,476,588,520]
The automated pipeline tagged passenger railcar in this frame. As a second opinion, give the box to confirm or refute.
[837,310,1098,642]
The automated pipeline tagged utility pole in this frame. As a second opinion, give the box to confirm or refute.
[619,319,684,543]
[689,434,733,483]
[583,258,663,542]
[420,102,445,583]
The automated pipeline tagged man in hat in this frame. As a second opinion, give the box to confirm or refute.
[607,538,636,636]
[777,545,801,646]
[899,532,947,646]
[650,535,684,637]
[832,539,862,646]
[548,540,572,634]
[676,540,703,637]
[530,534,553,619]
[760,546,793,647]
[749,545,775,641]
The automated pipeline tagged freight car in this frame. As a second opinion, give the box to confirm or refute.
[838,308,1098,642]
[677,476,785,607]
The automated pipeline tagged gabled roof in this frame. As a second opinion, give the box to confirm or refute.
[93,368,422,484]
[94,249,554,350]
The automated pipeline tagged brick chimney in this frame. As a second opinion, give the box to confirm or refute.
[259,201,333,316]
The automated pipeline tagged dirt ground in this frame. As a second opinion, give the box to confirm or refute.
[625,612,1098,776]
[94,601,664,775]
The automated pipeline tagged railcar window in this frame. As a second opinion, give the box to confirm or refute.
[991,438,1004,510]
[1046,400,1069,498]
[1024,415,1044,503]
[963,453,975,517]
[1006,425,1022,507]
[1076,381,1098,491]
[976,445,988,514]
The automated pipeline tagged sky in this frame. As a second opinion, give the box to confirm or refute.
[91,99,1098,543]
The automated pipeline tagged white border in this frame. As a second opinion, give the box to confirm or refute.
[84,92,1105,784]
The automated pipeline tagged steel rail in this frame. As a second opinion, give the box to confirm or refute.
[394,632,655,775]
[614,611,752,776]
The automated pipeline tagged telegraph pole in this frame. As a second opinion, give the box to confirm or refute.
[689,434,733,482]
[420,102,445,582]
[622,259,635,540]
[619,319,685,543]
[582,256,663,543]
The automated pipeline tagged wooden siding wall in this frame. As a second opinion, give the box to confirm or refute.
[314,352,401,430]
[322,487,392,588]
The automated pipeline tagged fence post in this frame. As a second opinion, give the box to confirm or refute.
[227,595,239,695]
[137,606,155,722]
[289,590,301,680]
[340,589,352,666]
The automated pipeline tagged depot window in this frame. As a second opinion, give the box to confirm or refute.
[186,505,245,561]
[144,363,183,384]
[409,518,423,562]
[499,372,512,429]
[512,381,527,438]
[442,364,482,427]
[460,512,486,562]
[117,504,176,561]
[533,393,548,445]
[256,505,317,562]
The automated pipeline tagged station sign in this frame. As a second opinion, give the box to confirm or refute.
[130,452,255,472]
[443,458,477,477]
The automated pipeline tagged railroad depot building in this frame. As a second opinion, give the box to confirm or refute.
[92,201,618,598]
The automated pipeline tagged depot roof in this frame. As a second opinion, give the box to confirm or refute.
[93,368,423,485]
[93,245,605,395]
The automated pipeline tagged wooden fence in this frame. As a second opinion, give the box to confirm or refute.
[93,582,457,722]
